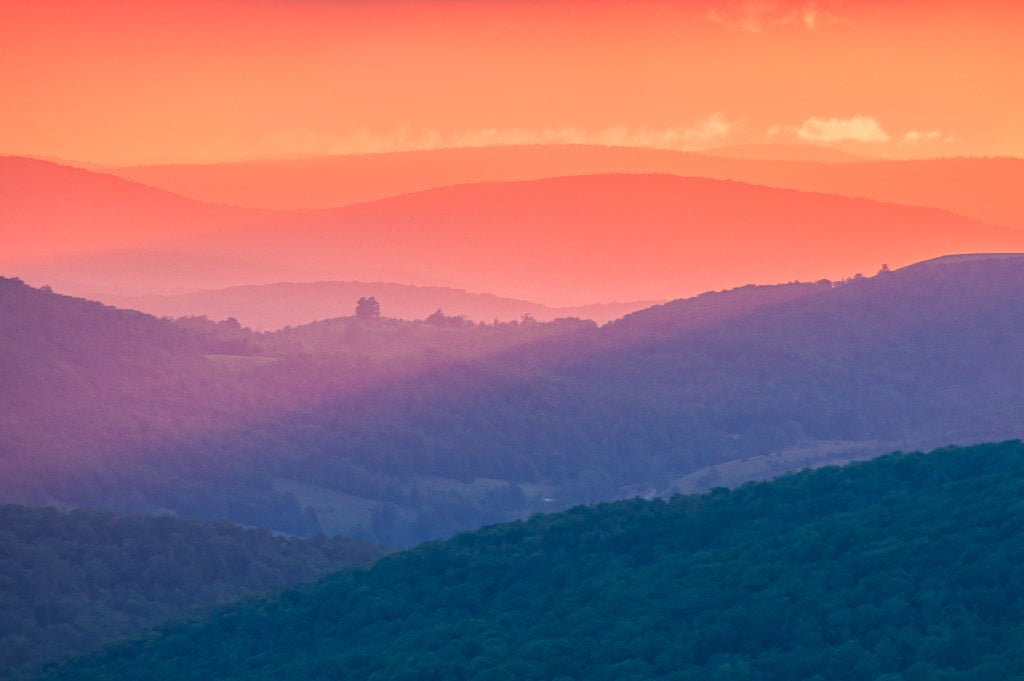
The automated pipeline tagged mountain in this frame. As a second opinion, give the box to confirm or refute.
[185,173,1024,305]
[36,441,1024,681]
[0,276,596,541]
[0,504,384,677]
[7,250,337,298]
[4,254,1024,546]
[109,145,744,210]
[730,156,1024,229]
[696,142,869,163]
[106,146,1024,229]
[102,281,656,329]
[11,157,1023,307]
[0,157,268,262]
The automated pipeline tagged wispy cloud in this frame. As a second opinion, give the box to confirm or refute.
[769,117,954,148]
[707,1,840,32]
[902,130,952,144]
[257,115,737,157]
[795,116,891,143]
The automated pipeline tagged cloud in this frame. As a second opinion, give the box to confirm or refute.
[256,115,737,157]
[707,1,839,32]
[796,116,891,143]
[770,117,954,148]
[902,130,950,144]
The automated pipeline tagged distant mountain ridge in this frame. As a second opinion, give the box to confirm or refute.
[181,173,1024,305]
[105,145,1024,229]
[0,157,270,261]
[102,281,657,329]
[7,156,1024,308]
[6,250,336,298]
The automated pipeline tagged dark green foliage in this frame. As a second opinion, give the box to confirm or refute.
[0,506,385,676]
[38,441,1024,680]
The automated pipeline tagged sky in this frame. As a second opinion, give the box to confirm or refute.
[2,0,1023,164]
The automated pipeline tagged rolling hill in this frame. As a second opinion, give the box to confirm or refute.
[184,173,1024,305]
[9,157,1024,308]
[109,145,750,209]
[0,157,268,262]
[0,505,384,677]
[6,250,338,298]
[107,145,1024,230]
[0,275,596,541]
[35,441,1024,681]
[102,281,656,329]
[696,142,870,162]
[4,254,1024,546]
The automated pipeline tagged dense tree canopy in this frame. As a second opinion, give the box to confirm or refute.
[0,506,384,677]
[36,441,1024,680]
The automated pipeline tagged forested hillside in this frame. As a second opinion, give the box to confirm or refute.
[0,505,384,676]
[37,441,1024,681]
[0,275,593,537]
[4,254,1024,545]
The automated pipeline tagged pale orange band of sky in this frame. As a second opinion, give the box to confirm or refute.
[2,0,1022,165]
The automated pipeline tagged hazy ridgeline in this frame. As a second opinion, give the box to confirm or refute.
[36,441,1024,681]
[3,254,1024,547]
[7,157,1024,308]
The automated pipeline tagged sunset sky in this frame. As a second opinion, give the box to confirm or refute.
[3,0,1022,165]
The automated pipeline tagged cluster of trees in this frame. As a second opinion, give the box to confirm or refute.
[0,505,384,676]
[4,255,1024,545]
[37,441,1024,680]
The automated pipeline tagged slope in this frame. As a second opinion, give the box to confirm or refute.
[108,145,1024,229]
[0,504,384,677]
[37,441,1024,681]
[0,277,595,541]
[0,157,269,262]
[8,250,338,298]
[109,145,747,209]
[187,173,1024,305]
[5,255,1024,547]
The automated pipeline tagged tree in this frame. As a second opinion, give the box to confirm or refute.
[355,297,381,319]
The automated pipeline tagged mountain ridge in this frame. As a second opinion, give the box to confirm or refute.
[100,280,659,329]
[104,145,1024,229]
[5,253,1024,545]
[181,172,1024,305]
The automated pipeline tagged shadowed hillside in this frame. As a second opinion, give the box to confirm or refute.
[36,441,1024,681]
[0,276,594,541]
[0,505,384,677]
[3,254,1024,545]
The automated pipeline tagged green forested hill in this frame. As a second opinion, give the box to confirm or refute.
[0,506,385,676]
[39,441,1024,680]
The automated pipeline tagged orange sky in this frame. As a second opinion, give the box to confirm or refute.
[2,0,1023,165]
